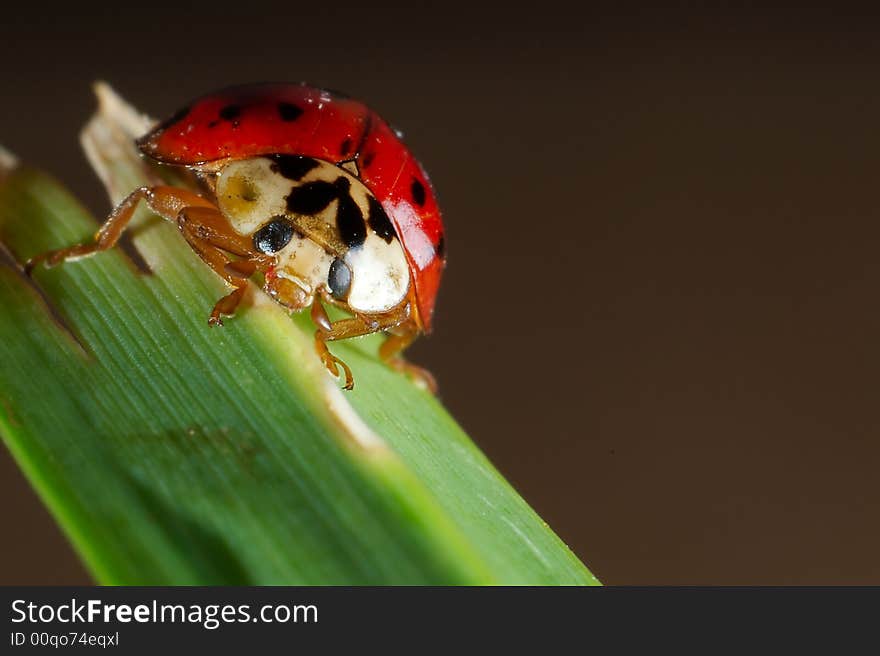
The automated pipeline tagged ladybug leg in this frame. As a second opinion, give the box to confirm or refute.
[175,206,271,326]
[310,301,360,390]
[309,303,432,392]
[25,186,214,273]
[379,326,438,394]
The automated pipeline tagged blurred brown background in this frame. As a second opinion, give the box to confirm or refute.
[2,3,880,584]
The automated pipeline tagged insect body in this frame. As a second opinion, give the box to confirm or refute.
[28,84,447,391]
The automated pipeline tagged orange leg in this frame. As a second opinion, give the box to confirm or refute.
[26,186,272,327]
[310,302,363,390]
[310,301,433,392]
[175,206,272,325]
[25,185,216,272]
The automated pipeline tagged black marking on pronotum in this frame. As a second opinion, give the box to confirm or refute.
[278,102,303,122]
[367,197,396,243]
[334,178,367,247]
[328,257,352,300]
[269,154,319,181]
[435,234,446,259]
[411,178,426,207]
[286,180,338,215]
[253,218,295,254]
[286,176,367,247]
[1,240,89,357]
[340,138,353,156]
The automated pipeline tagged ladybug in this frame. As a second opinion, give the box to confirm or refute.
[27,84,446,391]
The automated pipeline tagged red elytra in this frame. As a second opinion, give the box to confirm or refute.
[137,83,446,330]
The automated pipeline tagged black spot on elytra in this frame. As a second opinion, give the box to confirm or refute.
[435,234,446,259]
[352,112,374,162]
[253,218,295,254]
[286,181,338,215]
[340,138,353,156]
[278,102,303,122]
[367,197,396,243]
[219,105,241,121]
[362,152,375,168]
[328,258,352,300]
[269,154,319,181]
[207,120,219,128]
[411,178,426,206]
[336,192,366,247]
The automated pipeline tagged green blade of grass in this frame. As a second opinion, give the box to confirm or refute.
[0,85,598,585]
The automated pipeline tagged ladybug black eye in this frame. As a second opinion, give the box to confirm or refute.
[328,257,352,301]
[253,218,294,254]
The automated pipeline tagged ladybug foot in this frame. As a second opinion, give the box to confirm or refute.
[207,304,227,326]
[207,286,248,327]
[25,244,95,274]
[314,335,355,390]
[322,351,355,391]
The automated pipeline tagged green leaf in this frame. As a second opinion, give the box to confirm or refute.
[0,85,598,585]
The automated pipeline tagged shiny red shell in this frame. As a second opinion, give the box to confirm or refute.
[137,83,446,330]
